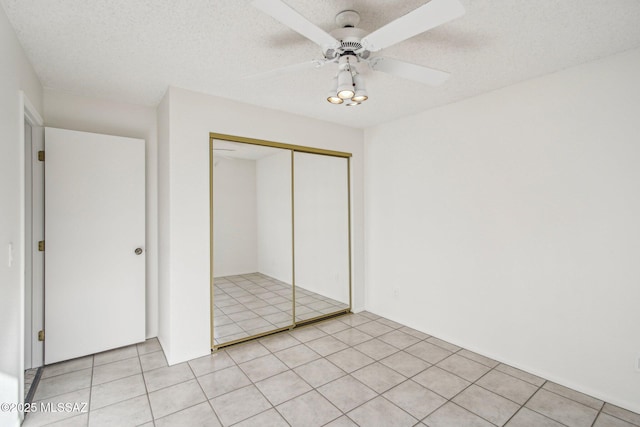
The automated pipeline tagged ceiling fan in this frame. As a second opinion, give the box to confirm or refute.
[250,0,465,106]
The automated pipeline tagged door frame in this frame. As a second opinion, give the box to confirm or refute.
[19,91,44,411]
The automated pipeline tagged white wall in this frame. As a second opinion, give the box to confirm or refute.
[43,90,159,339]
[0,5,43,427]
[157,87,364,365]
[213,158,258,277]
[156,90,171,358]
[365,48,640,413]
[257,150,292,284]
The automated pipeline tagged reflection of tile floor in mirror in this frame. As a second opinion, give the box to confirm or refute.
[23,312,640,427]
[214,273,349,346]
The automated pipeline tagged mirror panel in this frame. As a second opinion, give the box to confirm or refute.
[212,139,293,346]
[294,152,350,323]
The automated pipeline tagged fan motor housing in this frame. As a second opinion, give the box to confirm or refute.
[326,27,370,60]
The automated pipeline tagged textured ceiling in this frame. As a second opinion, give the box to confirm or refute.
[3,0,640,128]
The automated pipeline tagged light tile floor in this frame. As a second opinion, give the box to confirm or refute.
[24,311,640,427]
[214,273,349,345]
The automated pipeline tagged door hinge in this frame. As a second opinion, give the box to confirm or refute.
[38,151,45,161]
[38,330,45,341]
[38,241,45,251]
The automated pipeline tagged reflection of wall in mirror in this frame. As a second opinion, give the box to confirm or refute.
[294,153,350,304]
[214,150,293,283]
[213,157,258,277]
[257,151,292,284]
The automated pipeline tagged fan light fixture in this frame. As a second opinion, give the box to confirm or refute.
[327,77,343,104]
[337,69,355,99]
[327,55,368,106]
[251,0,466,107]
[352,73,368,102]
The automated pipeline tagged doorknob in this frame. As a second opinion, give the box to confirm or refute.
[135,248,143,255]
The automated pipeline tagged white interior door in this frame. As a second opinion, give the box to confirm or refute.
[44,128,146,364]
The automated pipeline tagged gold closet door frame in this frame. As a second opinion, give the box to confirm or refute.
[209,133,353,350]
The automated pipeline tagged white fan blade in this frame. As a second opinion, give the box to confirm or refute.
[369,57,450,86]
[252,0,340,51]
[361,0,465,52]
[242,59,327,80]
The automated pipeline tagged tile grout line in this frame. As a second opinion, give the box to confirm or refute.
[90,342,217,425]
[523,383,583,427]
[37,363,94,427]
[137,343,157,427]
[62,333,499,426]
[31,317,640,427]
[428,365,503,427]
[416,348,597,426]
[186,359,225,427]
[270,322,462,418]
[420,345,560,424]
[540,384,606,415]
[344,394,419,426]
[30,331,555,427]
[216,273,349,345]
[405,333,611,421]
[263,329,430,425]
[228,333,371,426]
[233,355,296,427]
[498,379,566,427]
[28,371,94,406]
[452,356,544,409]
[86,355,94,427]
[598,407,640,427]
[35,359,90,380]
[591,399,605,427]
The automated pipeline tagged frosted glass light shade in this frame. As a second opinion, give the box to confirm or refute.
[352,73,368,102]
[327,93,343,104]
[337,69,354,99]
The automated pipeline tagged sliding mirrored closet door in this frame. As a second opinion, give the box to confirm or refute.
[211,138,293,347]
[293,152,350,322]
[210,133,351,349]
